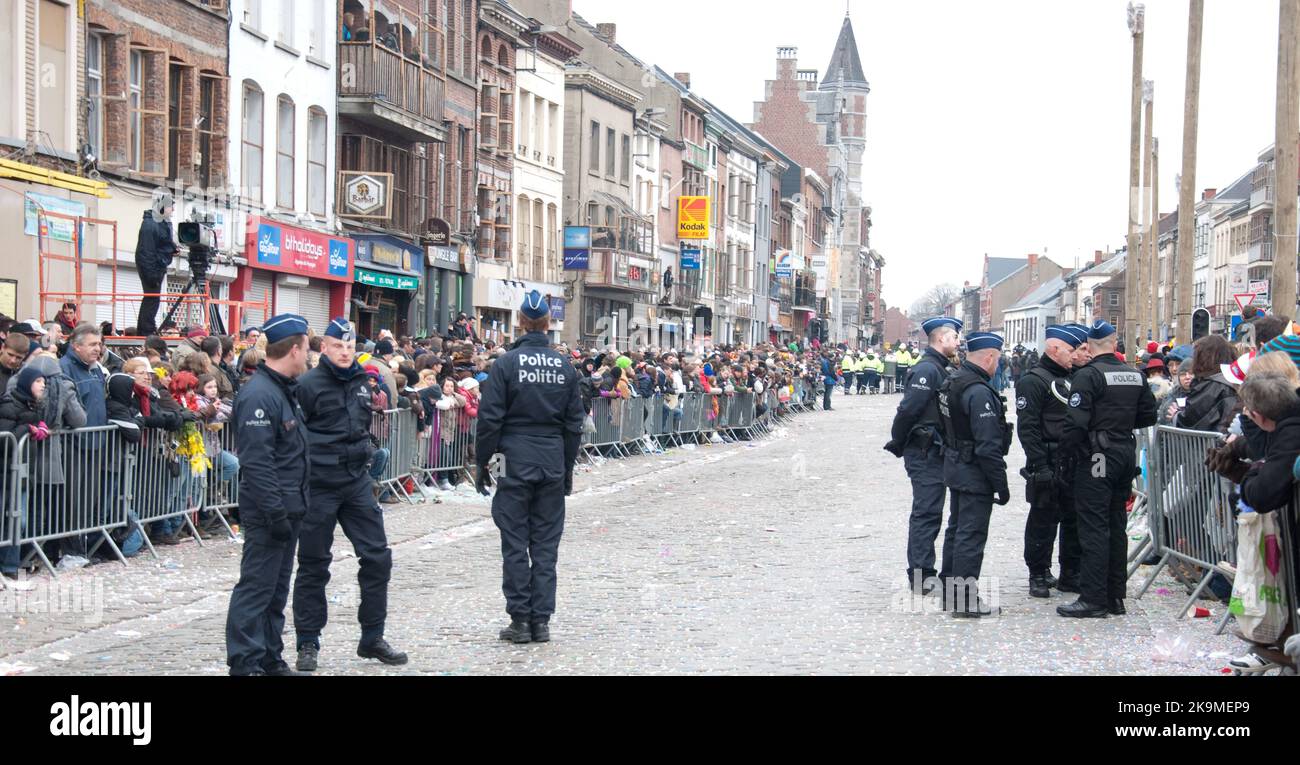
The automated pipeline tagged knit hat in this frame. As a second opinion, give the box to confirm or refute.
[375,339,395,356]
[16,365,44,397]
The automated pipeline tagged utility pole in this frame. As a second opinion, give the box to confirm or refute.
[1150,138,1160,338]
[1125,3,1145,350]
[1139,80,1154,344]
[1174,0,1203,345]
[1274,0,1299,318]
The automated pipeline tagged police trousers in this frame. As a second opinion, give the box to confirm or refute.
[226,514,301,674]
[293,481,393,647]
[1074,448,1135,606]
[940,489,994,603]
[491,474,566,621]
[903,445,947,581]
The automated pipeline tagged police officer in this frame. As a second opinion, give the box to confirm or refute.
[1057,321,1157,618]
[1056,323,1094,594]
[885,316,962,593]
[1015,326,1083,598]
[225,314,312,676]
[937,332,1011,617]
[475,290,585,643]
[292,317,407,671]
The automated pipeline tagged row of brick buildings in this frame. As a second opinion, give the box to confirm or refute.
[0,0,884,349]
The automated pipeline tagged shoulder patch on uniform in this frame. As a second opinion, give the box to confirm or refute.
[1016,396,1027,410]
[1069,393,1082,408]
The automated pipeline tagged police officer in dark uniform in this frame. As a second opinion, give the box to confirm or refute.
[1057,321,1157,618]
[1015,325,1083,598]
[1055,323,1094,594]
[937,332,1011,618]
[225,314,312,676]
[475,291,585,643]
[292,317,406,671]
[885,316,962,593]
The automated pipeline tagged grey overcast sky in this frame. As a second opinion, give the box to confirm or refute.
[571,0,1282,310]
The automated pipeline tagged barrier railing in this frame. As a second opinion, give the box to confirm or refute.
[199,421,240,540]
[1133,425,1239,620]
[414,408,475,489]
[17,426,130,575]
[128,425,210,556]
[371,408,419,503]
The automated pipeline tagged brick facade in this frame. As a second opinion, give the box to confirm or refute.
[86,0,228,188]
[750,52,829,184]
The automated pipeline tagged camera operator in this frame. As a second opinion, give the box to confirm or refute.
[135,190,178,336]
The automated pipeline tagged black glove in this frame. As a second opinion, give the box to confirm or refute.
[994,486,1011,506]
[564,470,573,497]
[474,468,492,497]
[269,517,293,542]
[179,409,200,423]
[883,440,904,458]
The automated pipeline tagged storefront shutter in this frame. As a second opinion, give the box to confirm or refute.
[95,265,144,331]
[296,283,332,334]
[245,271,274,329]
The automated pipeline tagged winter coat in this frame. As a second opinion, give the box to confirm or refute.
[0,375,85,485]
[1176,374,1238,433]
[134,211,178,281]
[435,392,466,443]
[1241,405,1300,513]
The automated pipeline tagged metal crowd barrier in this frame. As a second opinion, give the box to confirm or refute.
[371,408,420,503]
[1126,427,1156,578]
[17,426,130,576]
[413,408,475,489]
[0,432,15,555]
[128,425,211,557]
[1133,425,1239,620]
[200,421,240,540]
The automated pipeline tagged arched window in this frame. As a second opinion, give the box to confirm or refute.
[498,44,510,68]
[241,80,264,202]
[517,194,530,265]
[480,35,492,61]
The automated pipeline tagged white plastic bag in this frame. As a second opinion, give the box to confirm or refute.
[1229,510,1290,644]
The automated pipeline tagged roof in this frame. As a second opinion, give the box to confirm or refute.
[986,256,1026,288]
[821,17,867,86]
[1005,275,1066,312]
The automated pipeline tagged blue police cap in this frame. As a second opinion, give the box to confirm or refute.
[520,289,549,320]
[325,317,355,341]
[921,316,963,336]
[965,332,1004,353]
[1045,324,1082,348]
[261,313,309,344]
[1089,320,1117,340]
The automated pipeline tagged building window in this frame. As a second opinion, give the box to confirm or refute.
[605,128,616,177]
[1109,292,1119,307]
[86,33,104,160]
[242,81,264,202]
[589,121,600,171]
[661,172,671,209]
[307,107,327,216]
[532,198,543,278]
[517,194,530,265]
[244,0,261,28]
[278,0,294,46]
[276,96,295,208]
[37,0,70,150]
[129,50,144,171]
[197,73,224,189]
[620,134,630,184]
[309,0,325,56]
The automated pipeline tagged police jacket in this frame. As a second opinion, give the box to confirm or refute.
[1061,352,1158,459]
[233,363,310,522]
[888,346,952,453]
[475,332,585,482]
[939,360,1011,495]
[1014,355,1072,471]
[133,212,177,281]
[297,356,376,488]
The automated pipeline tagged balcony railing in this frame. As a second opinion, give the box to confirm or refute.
[585,251,654,294]
[338,43,446,142]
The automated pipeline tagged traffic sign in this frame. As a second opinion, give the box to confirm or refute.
[1234,293,1256,312]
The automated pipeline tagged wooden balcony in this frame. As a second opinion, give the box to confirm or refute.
[338,43,446,143]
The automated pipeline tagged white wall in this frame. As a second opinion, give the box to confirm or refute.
[513,46,565,286]
[227,0,336,227]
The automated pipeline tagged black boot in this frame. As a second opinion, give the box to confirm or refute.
[530,619,550,643]
[1043,573,1058,589]
[263,660,310,676]
[1029,574,1051,599]
[357,638,409,665]
[296,643,319,672]
[498,618,532,644]
[1056,598,1108,618]
[1108,599,1126,615]
[1055,573,1080,593]
[952,598,1000,619]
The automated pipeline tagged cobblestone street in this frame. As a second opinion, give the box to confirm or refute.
[1,391,1240,675]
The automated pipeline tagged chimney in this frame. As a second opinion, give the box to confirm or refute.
[1027,253,1039,268]
[1094,250,1104,265]
[674,72,691,89]
[597,23,616,44]
[1202,188,1217,201]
